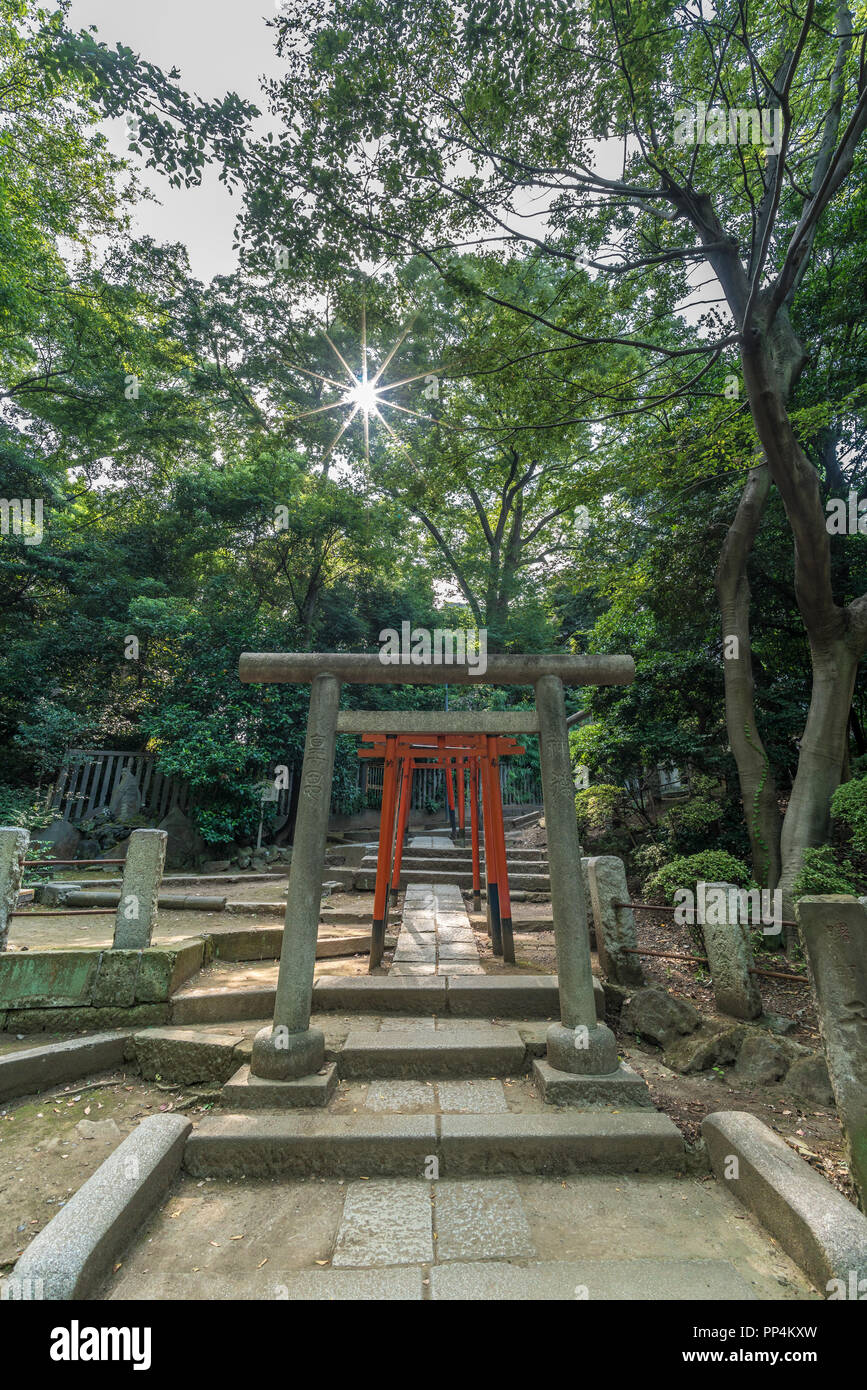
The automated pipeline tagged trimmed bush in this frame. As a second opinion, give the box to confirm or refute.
[830,775,867,854]
[644,850,753,904]
[792,844,862,898]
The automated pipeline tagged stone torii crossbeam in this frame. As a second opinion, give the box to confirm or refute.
[238,651,635,1101]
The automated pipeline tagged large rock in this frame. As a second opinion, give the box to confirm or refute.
[620,985,701,1048]
[109,767,141,822]
[734,1032,794,1084]
[99,835,129,861]
[787,1053,835,1107]
[157,806,204,870]
[664,1022,746,1074]
[32,820,81,861]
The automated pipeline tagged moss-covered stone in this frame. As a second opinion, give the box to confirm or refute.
[136,950,173,1002]
[133,1027,245,1084]
[4,1003,169,1032]
[0,951,98,1008]
[91,951,140,1007]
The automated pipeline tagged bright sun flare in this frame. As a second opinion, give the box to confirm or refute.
[344,380,382,415]
[288,302,442,465]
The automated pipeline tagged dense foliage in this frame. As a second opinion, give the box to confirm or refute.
[1,0,866,876]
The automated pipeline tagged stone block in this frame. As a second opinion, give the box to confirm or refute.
[91,951,140,1007]
[796,895,867,1206]
[587,855,645,986]
[0,950,98,1009]
[439,1111,684,1175]
[133,1027,247,1084]
[703,1109,867,1291]
[222,1062,337,1108]
[0,826,28,951]
[113,829,167,949]
[700,882,763,1019]
[0,1031,129,1102]
[339,1025,526,1078]
[532,1058,654,1108]
[184,1113,438,1178]
[11,1114,191,1299]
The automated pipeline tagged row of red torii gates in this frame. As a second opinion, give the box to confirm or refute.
[359,732,524,968]
[236,652,634,1094]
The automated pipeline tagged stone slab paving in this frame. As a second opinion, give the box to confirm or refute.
[105,1171,818,1300]
[429,1258,759,1300]
[436,1079,509,1114]
[360,1078,509,1114]
[332,1180,434,1267]
[434,1180,536,1261]
[364,1081,437,1112]
[390,881,483,976]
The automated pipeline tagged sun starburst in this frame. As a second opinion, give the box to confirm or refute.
[288,302,442,466]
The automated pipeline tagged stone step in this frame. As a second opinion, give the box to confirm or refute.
[104,1257,757,1302]
[170,973,603,1024]
[172,984,277,1025]
[184,1110,684,1178]
[340,1024,526,1078]
[397,846,549,863]
[355,867,551,891]
[428,1258,757,1301]
[358,845,547,867]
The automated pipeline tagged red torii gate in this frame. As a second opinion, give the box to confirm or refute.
[357,732,524,968]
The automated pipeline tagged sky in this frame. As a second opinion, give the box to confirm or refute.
[67,1,283,280]
[64,1,716,318]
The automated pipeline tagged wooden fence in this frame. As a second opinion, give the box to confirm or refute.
[361,760,542,811]
[50,750,191,824]
[50,748,540,829]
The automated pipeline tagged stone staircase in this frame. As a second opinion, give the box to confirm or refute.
[172,876,671,1180]
[352,849,550,894]
[109,871,817,1299]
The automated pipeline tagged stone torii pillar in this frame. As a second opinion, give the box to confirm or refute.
[238,652,634,1096]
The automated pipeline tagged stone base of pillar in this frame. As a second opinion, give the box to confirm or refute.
[532,1058,654,1108]
[545,1021,619,1074]
[250,1025,325,1081]
[223,1062,337,1109]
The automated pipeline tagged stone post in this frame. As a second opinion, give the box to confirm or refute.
[0,827,29,951]
[700,881,763,1020]
[587,855,645,986]
[251,672,340,1081]
[113,829,166,949]
[796,896,867,1209]
[535,675,618,1076]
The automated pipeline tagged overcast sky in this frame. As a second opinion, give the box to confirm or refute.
[67,1,283,280]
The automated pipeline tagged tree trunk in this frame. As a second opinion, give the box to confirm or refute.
[778,639,859,914]
[741,326,866,919]
[714,462,782,888]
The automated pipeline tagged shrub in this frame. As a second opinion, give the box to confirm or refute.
[0,783,51,831]
[644,850,753,904]
[792,845,862,898]
[631,840,667,880]
[575,783,624,837]
[830,776,867,854]
[660,793,721,851]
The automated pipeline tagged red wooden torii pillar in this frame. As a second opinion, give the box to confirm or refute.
[358,732,522,966]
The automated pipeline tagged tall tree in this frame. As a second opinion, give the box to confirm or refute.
[222,0,867,904]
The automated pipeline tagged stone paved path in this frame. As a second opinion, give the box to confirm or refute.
[390,882,483,976]
[105,1171,817,1301]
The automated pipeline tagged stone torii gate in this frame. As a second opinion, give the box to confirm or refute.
[238,651,634,1101]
